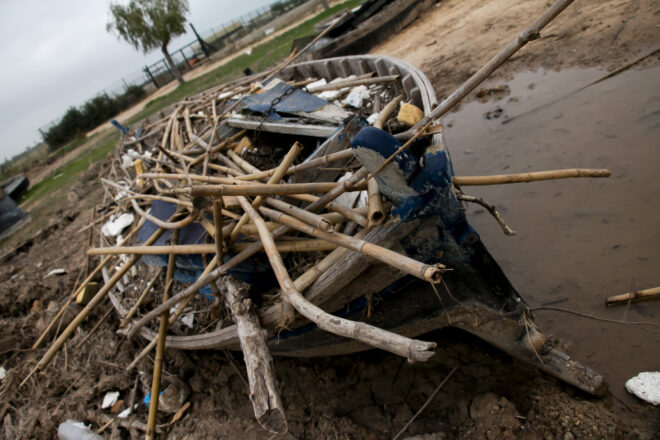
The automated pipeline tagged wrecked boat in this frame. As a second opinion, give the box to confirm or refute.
[93,54,605,397]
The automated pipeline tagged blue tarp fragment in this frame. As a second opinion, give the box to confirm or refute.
[239,82,328,120]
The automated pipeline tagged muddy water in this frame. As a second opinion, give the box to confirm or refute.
[442,65,660,402]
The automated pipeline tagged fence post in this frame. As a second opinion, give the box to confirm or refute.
[179,49,191,70]
[190,23,212,57]
[144,66,159,89]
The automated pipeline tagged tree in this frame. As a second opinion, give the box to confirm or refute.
[107,0,189,85]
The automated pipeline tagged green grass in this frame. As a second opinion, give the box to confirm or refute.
[20,132,118,206]
[126,0,361,125]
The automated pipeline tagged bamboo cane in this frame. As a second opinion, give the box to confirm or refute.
[88,239,336,256]
[258,206,444,283]
[367,178,385,228]
[305,75,399,93]
[605,286,660,307]
[235,149,355,182]
[288,193,368,227]
[130,199,197,230]
[264,197,333,232]
[227,149,261,175]
[139,172,236,185]
[229,142,304,242]
[213,198,224,268]
[237,196,437,362]
[453,169,611,186]
[146,230,178,439]
[21,225,168,387]
[364,95,401,226]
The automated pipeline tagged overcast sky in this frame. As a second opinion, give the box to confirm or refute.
[0,0,276,162]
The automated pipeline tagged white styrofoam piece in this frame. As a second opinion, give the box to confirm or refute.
[625,371,660,405]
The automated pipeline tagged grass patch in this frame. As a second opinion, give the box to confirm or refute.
[20,132,118,206]
[126,0,361,125]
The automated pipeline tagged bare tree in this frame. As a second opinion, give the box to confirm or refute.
[107,0,189,85]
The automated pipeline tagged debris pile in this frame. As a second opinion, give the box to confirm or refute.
[21,0,628,435]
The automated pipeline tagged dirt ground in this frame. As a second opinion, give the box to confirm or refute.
[1,0,659,438]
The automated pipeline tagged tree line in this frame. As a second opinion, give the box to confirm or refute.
[43,84,145,149]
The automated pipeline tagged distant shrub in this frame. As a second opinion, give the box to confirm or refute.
[44,85,146,150]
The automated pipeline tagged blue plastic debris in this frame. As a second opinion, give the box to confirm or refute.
[239,82,328,119]
[143,390,163,409]
[110,119,130,135]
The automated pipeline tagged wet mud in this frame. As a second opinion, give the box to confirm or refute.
[443,65,660,404]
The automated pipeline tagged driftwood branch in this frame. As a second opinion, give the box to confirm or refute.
[220,276,287,434]
[456,191,516,236]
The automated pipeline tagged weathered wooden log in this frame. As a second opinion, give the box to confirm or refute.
[220,276,287,434]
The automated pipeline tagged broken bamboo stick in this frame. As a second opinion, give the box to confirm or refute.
[213,198,224,268]
[288,193,368,227]
[605,286,660,307]
[87,239,337,256]
[189,180,367,197]
[453,168,611,186]
[305,75,399,93]
[264,197,333,232]
[259,206,444,283]
[146,229,178,439]
[367,178,385,228]
[32,218,145,349]
[120,268,163,327]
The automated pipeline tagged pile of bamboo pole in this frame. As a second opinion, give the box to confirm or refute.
[22,0,617,433]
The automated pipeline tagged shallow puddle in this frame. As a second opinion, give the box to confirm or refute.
[442,65,660,403]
